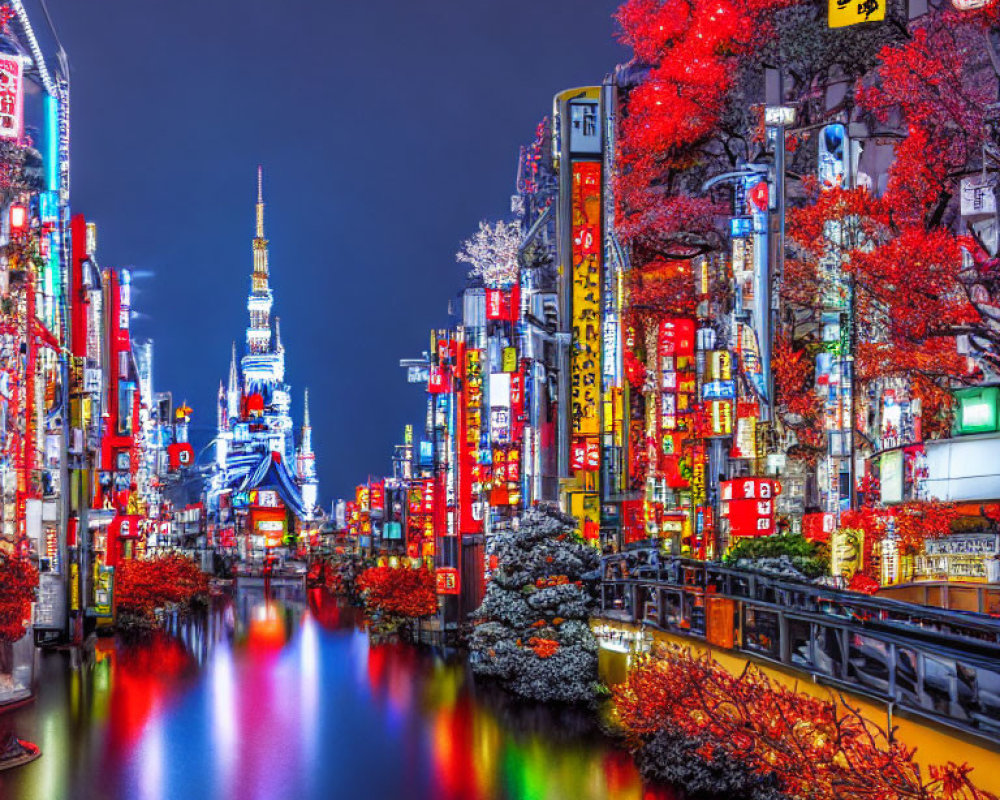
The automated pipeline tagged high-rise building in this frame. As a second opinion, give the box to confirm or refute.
[209,169,319,556]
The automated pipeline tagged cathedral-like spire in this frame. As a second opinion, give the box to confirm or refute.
[228,342,238,392]
[298,387,317,512]
[247,166,273,354]
[256,164,265,238]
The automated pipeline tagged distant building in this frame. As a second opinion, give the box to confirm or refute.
[208,168,319,558]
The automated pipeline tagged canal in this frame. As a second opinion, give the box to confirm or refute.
[0,586,674,800]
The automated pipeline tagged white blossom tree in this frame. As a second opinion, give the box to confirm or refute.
[456,220,521,286]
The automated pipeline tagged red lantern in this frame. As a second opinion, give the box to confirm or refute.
[9,204,27,232]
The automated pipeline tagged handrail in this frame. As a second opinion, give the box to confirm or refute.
[600,554,1000,639]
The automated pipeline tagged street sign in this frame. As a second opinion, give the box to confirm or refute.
[764,106,796,127]
[703,380,736,400]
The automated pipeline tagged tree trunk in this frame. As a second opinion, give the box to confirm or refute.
[0,642,12,678]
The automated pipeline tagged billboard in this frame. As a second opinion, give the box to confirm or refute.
[571,160,602,438]
[0,55,23,141]
[460,348,484,534]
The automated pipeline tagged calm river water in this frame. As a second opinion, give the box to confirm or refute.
[0,585,674,800]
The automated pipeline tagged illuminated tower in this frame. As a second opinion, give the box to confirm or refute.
[247,165,273,355]
[207,167,322,542]
[297,389,318,514]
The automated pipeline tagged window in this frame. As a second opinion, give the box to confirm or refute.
[117,381,135,435]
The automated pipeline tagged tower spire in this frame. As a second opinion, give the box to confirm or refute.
[228,342,238,390]
[256,164,264,238]
[247,166,273,354]
[303,387,311,429]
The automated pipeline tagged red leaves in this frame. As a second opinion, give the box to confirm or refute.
[357,566,437,619]
[0,552,37,643]
[857,21,990,204]
[527,637,559,659]
[772,335,824,462]
[626,257,699,321]
[615,643,997,799]
[614,0,798,266]
[840,500,959,576]
[114,554,209,620]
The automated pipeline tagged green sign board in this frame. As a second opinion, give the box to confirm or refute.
[954,387,999,436]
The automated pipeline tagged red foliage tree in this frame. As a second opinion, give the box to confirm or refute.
[357,566,438,619]
[772,333,825,464]
[0,552,37,643]
[615,643,996,800]
[785,8,1000,435]
[114,554,210,622]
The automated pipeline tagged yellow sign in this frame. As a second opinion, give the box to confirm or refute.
[70,563,79,612]
[829,0,885,27]
[569,491,600,543]
[502,347,517,373]
[94,566,114,624]
[831,528,865,582]
[570,160,602,438]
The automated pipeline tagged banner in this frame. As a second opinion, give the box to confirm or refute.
[436,567,460,595]
[0,55,23,141]
[167,442,195,470]
[370,481,385,512]
[460,348,484,534]
[829,0,885,27]
[486,289,509,320]
[571,161,602,437]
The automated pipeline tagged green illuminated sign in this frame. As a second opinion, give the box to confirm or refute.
[954,387,999,435]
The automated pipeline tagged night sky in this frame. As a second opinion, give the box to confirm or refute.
[38,0,627,507]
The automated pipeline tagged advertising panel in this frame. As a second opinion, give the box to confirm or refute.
[510,367,524,440]
[252,509,286,547]
[722,478,781,537]
[831,528,866,581]
[167,442,195,470]
[571,160,602,437]
[94,566,114,624]
[436,567,460,595]
[0,55,23,141]
[460,348,484,534]
[370,481,385,513]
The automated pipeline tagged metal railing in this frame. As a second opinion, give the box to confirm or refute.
[598,556,1000,745]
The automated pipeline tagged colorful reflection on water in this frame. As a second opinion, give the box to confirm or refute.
[0,586,675,800]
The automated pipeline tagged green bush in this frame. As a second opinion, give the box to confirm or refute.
[723,534,829,579]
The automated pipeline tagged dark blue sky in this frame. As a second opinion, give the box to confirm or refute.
[40,0,627,506]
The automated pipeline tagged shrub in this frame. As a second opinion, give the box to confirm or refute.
[0,553,37,643]
[724,534,829,579]
[469,506,601,704]
[114,554,210,624]
[356,566,437,619]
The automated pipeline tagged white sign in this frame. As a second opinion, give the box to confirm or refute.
[961,176,996,219]
[84,368,102,394]
[0,55,23,141]
[764,105,796,127]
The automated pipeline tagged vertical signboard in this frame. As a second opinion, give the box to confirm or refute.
[460,348,484,533]
[571,161,602,438]
[0,55,23,141]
